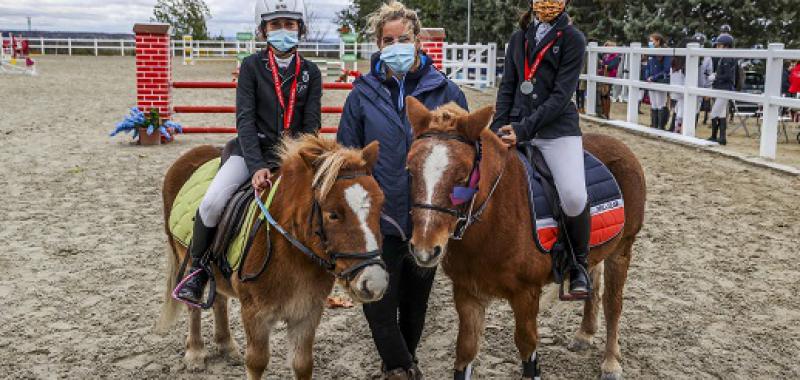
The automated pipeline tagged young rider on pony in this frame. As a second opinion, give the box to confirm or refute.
[492,0,591,300]
[177,0,322,304]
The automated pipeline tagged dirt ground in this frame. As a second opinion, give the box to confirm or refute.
[1,57,799,379]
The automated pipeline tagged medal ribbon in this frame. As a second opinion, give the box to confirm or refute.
[267,49,302,131]
[523,31,563,82]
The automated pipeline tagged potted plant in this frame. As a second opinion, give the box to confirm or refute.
[110,107,183,145]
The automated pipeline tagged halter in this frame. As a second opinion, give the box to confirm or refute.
[255,172,385,282]
[411,131,505,240]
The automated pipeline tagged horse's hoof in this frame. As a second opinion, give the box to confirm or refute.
[600,372,622,380]
[184,349,208,371]
[216,341,243,364]
[567,337,592,352]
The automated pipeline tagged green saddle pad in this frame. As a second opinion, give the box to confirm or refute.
[168,158,259,271]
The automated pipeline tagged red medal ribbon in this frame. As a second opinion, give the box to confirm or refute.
[524,31,563,82]
[267,49,302,132]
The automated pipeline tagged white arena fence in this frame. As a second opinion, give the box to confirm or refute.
[581,42,800,160]
[21,37,497,88]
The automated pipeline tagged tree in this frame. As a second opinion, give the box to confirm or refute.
[152,0,212,40]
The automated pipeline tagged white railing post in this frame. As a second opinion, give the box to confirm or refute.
[683,42,700,137]
[626,42,642,124]
[586,42,598,116]
[760,43,784,160]
[121,40,125,56]
[68,38,72,56]
[40,36,45,55]
[489,42,498,87]
[94,39,98,56]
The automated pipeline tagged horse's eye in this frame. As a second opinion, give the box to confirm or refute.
[327,212,340,221]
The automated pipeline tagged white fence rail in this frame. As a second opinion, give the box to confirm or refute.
[21,37,497,88]
[582,42,800,160]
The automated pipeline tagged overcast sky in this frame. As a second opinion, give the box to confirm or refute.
[0,0,348,39]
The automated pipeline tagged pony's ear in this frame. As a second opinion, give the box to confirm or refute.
[457,106,495,141]
[298,146,325,169]
[406,96,432,137]
[361,141,380,172]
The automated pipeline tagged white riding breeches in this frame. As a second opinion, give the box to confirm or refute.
[531,136,588,217]
[710,98,729,118]
[649,90,668,109]
[198,155,250,227]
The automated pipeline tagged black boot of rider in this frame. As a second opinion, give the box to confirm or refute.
[565,204,591,300]
[660,109,671,130]
[177,211,216,304]
[718,117,728,146]
[668,111,677,132]
[650,109,658,129]
[708,118,719,142]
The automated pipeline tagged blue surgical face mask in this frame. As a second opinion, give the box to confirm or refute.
[380,43,417,75]
[268,29,299,52]
[648,41,655,48]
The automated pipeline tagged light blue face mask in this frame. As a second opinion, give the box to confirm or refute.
[268,29,299,52]
[648,41,655,48]
[380,43,417,75]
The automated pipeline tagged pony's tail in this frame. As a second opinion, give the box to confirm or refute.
[155,238,182,334]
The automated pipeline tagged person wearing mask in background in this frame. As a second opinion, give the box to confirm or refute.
[598,41,621,119]
[645,33,672,130]
[175,0,322,304]
[707,33,736,145]
[337,2,467,378]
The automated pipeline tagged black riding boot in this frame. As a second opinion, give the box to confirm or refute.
[708,118,719,142]
[718,118,727,145]
[660,109,671,130]
[668,111,677,132]
[177,211,216,303]
[565,204,591,300]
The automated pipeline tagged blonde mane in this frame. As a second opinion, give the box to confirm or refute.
[278,134,365,200]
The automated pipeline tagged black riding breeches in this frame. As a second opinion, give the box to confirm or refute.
[362,236,436,371]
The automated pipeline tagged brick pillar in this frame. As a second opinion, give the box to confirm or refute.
[133,23,172,119]
[420,28,446,70]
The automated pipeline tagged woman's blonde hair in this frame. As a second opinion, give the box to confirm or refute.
[366,1,422,43]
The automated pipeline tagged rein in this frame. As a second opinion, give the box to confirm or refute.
[411,131,506,240]
[254,173,385,281]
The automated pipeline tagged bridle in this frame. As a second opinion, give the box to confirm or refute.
[255,172,385,282]
[411,131,505,240]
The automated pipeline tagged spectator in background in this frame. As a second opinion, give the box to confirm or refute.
[695,33,714,125]
[788,60,800,95]
[707,33,736,145]
[576,59,587,113]
[597,41,621,119]
[669,42,686,133]
[645,33,671,129]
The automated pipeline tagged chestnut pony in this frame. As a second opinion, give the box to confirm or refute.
[156,135,389,379]
[404,98,645,380]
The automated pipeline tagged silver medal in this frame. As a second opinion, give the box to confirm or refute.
[520,80,534,95]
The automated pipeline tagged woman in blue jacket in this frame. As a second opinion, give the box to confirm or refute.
[337,2,467,378]
[645,33,672,129]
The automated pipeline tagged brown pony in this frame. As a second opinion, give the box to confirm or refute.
[404,98,646,380]
[156,135,390,379]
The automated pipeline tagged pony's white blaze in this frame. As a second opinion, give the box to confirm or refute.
[421,144,450,234]
[423,144,450,204]
[344,183,378,251]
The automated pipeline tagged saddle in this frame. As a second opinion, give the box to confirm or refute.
[168,143,269,280]
[516,144,625,281]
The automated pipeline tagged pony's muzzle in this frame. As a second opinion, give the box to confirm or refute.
[351,265,388,303]
[409,243,444,268]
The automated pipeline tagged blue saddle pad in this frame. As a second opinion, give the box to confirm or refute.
[516,149,625,253]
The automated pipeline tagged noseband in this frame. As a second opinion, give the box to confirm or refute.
[255,172,385,282]
[411,131,505,240]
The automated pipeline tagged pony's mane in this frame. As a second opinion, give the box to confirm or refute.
[278,134,365,200]
[429,102,470,131]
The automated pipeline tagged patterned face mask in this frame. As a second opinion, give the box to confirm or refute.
[532,0,565,23]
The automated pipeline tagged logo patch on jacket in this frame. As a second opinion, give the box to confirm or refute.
[302,71,309,83]
[552,46,560,55]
